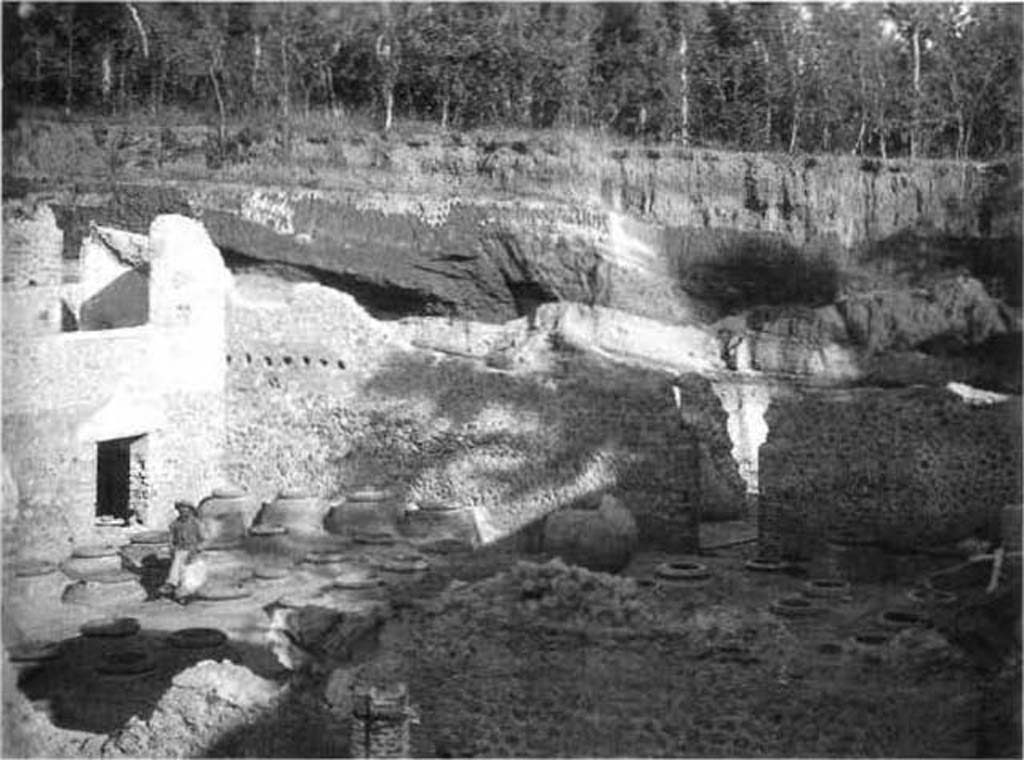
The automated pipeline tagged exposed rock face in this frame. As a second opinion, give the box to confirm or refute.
[38,140,1020,329]
[838,275,1011,353]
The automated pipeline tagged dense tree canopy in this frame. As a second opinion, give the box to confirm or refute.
[3,2,1020,158]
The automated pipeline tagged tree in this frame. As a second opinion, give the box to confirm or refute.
[929,3,1022,158]
[374,2,400,133]
[1,1,1018,159]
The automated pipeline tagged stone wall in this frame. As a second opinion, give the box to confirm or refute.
[759,386,1022,559]
[1,201,63,287]
[1,214,230,560]
[226,283,702,550]
[227,351,700,551]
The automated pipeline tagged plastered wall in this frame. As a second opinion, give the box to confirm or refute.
[2,214,230,559]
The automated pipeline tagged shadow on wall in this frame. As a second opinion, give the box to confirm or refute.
[667,227,841,316]
[77,268,149,331]
[226,350,699,551]
[354,352,699,549]
[220,245,454,320]
[861,230,1023,306]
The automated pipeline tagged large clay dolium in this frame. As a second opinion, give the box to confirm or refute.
[254,489,328,536]
[198,486,259,548]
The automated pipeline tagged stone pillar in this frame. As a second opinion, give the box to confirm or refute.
[147,215,231,524]
[350,683,416,759]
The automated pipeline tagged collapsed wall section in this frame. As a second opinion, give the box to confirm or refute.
[759,386,1022,559]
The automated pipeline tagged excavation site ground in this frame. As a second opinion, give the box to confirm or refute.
[5,522,1018,758]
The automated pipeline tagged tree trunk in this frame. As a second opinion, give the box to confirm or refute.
[280,34,290,118]
[324,65,336,115]
[209,65,226,152]
[789,105,800,153]
[854,114,867,155]
[911,25,921,159]
[956,109,966,160]
[759,40,771,148]
[375,32,395,135]
[252,32,262,106]
[126,4,149,59]
[384,89,394,133]
[679,29,690,146]
[117,61,126,114]
[101,48,113,110]
[153,56,167,115]
[280,32,292,156]
[33,48,42,105]
[64,6,74,116]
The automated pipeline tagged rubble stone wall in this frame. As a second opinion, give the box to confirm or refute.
[225,349,701,551]
[1,201,63,287]
[760,386,1022,558]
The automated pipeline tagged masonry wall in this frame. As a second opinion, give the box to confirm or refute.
[226,351,700,550]
[226,286,701,549]
[1,202,63,287]
[1,214,230,561]
[759,386,1022,559]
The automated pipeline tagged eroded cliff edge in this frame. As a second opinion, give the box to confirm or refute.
[16,133,1018,393]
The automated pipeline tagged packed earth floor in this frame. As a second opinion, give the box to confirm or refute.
[4,523,1021,758]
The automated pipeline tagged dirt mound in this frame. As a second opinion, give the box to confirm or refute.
[427,558,655,631]
[100,660,281,758]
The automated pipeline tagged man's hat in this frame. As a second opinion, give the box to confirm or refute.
[174,500,198,513]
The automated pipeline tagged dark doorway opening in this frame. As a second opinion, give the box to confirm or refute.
[96,435,147,523]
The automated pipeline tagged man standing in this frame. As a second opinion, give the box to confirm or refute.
[161,500,205,604]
